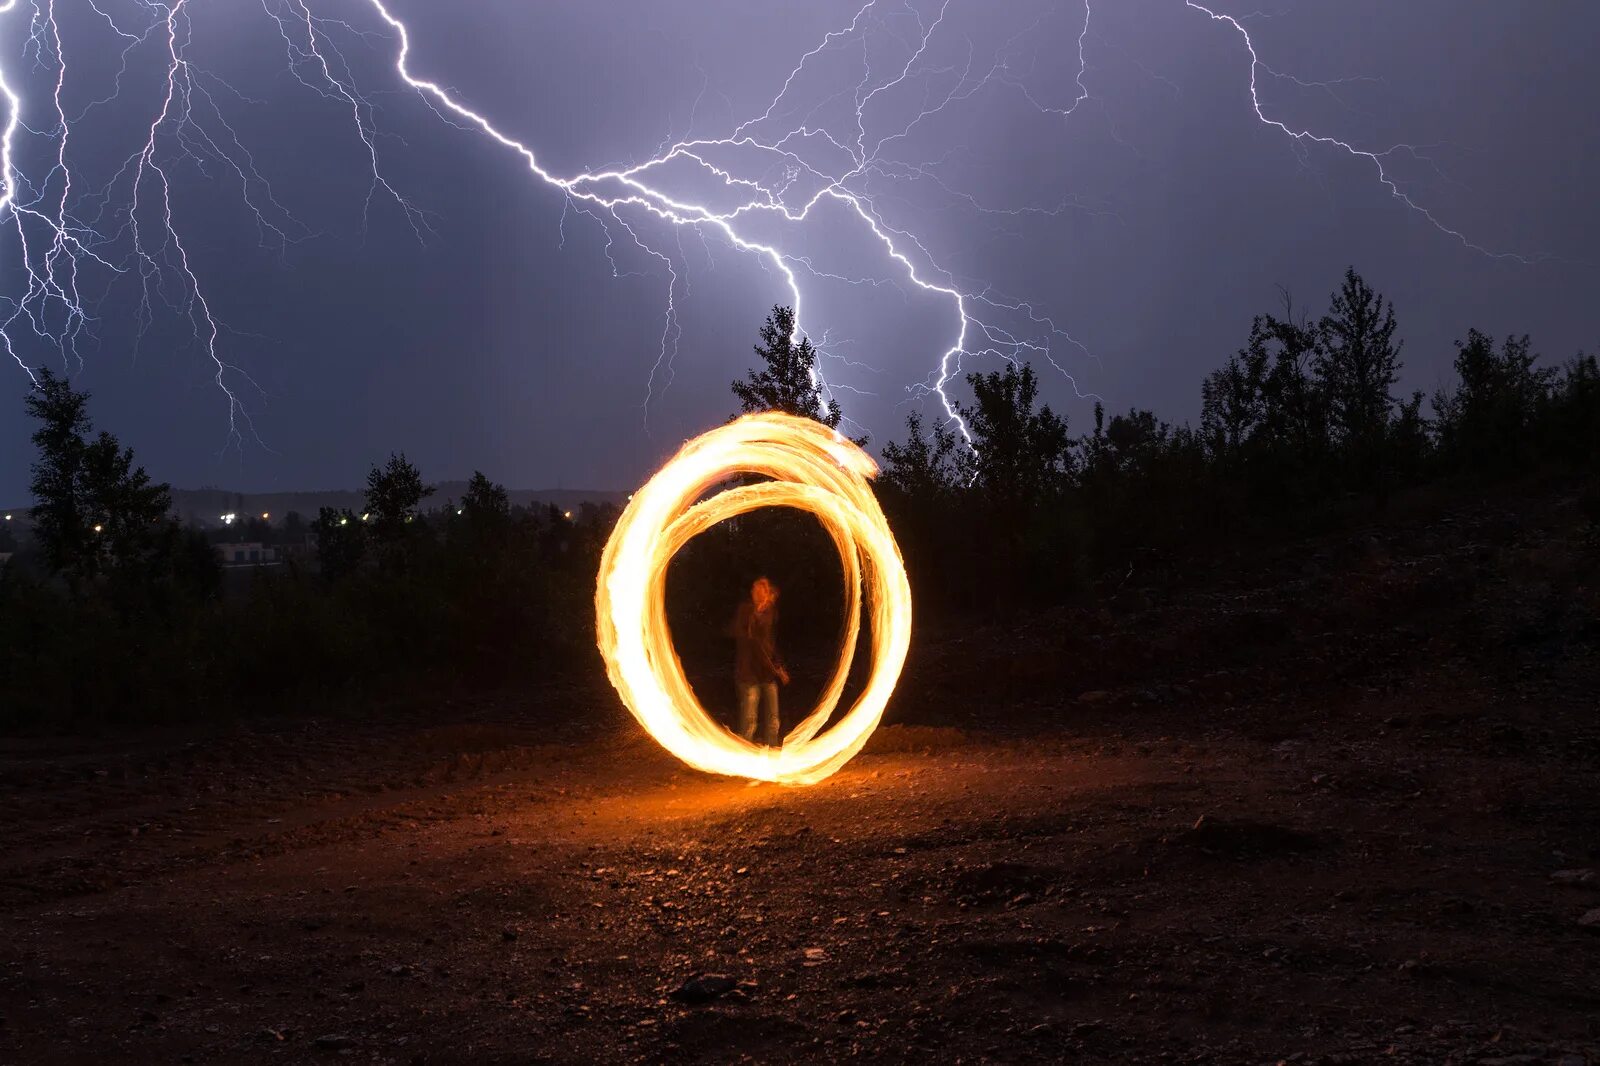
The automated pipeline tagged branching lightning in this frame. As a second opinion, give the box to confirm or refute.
[1181,1,1543,266]
[0,0,1541,454]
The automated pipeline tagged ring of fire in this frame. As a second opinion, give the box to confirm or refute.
[595,412,913,786]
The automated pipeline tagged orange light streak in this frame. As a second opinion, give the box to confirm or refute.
[595,412,912,785]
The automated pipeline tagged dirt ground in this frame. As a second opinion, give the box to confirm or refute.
[2,487,1597,1064]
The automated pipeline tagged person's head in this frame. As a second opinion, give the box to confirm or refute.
[751,576,778,611]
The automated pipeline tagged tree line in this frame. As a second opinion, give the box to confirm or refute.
[863,269,1599,613]
[1,273,1595,727]
[1,374,614,727]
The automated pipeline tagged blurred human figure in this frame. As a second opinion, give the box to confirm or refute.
[730,576,789,746]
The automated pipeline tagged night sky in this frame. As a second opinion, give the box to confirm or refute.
[1,0,1595,503]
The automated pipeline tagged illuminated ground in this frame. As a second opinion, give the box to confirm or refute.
[2,489,1597,1064]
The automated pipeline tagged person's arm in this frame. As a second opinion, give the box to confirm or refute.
[760,608,789,684]
[755,640,783,679]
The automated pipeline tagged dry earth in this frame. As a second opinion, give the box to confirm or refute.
[1,487,1597,1064]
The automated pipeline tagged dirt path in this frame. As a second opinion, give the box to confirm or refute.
[2,681,1597,1065]
[4,491,1597,1063]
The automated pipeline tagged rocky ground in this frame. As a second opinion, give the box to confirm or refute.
[1,485,1596,1064]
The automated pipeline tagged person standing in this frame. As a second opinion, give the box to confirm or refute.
[730,576,789,746]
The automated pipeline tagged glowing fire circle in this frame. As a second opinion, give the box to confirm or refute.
[595,412,912,786]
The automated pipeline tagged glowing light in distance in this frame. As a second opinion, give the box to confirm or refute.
[595,412,912,786]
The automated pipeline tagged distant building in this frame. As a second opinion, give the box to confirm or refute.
[215,542,279,568]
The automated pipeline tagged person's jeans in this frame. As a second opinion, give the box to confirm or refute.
[737,681,780,746]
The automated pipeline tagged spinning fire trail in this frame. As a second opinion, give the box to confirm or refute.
[596,412,911,786]
[0,1,1539,448]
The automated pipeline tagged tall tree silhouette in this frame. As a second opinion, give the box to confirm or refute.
[460,471,511,526]
[731,306,842,429]
[1316,268,1401,490]
[25,369,173,590]
[1546,352,1600,468]
[1202,293,1330,509]
[1318,269,1402,442]
[956,363,1073,515]
[312,507,366,581]
[365,453,433,575]
[880,411,961,500]
[954,363,1075,605]
[1433,329,1553,473]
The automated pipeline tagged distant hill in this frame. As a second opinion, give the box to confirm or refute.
[168,484,626,527]
[0,485,625,537]
[11,483,628,534]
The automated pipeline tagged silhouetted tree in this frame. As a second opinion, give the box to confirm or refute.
[949,363,1076,604]
[1545,352,1600,467]
[1316,268,1402,491]
[1203,295,1327,466]
[449,471,514,566]
[365,452,433,575]
[1204,298,1336,515]
[718,307,860,641]
[731,305,842,429]
[1097,407,1175,476]
[439,471,544,677]
[1200,345,1266,459]
[956,363,1073,515]
[366,453,431,530]
[312,507,366,581]
[880,411,962,500]
[1433,330,1553,474]
[461,471,511,526]
[879,411,966,609]
[1077,402,1212,572]
[1389,390,1431,483]
[25,368,173,591]
[1260,306,1328,458]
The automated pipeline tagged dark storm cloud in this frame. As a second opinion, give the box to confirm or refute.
[1,0,1595,502]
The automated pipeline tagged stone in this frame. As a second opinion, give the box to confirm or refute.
[669,974,736,1004]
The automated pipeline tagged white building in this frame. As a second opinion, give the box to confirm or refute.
[215,542,279,567]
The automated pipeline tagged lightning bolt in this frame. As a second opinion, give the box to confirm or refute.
[0,0,1543,455]
[1181,1,1543,265]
